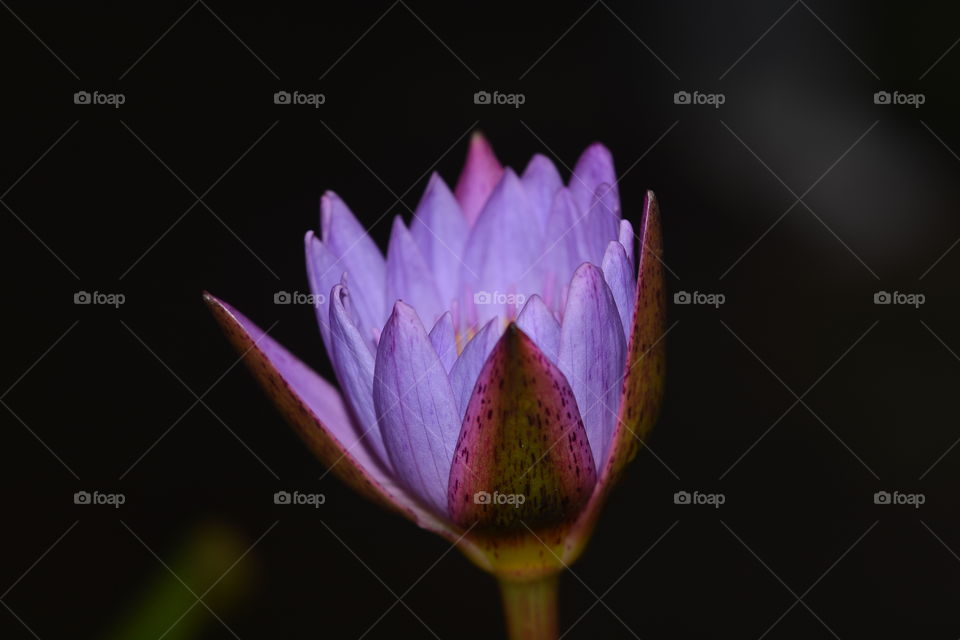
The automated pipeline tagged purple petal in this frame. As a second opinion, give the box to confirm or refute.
[328,284,389,467]
[321,191,387,333]
[521,153,563,230]
[204,293,458,537]
[601,241,636,344]
[580,183,621,267]
[515,294,560,364]
[459,168,543,327]
[385,216,445,327]
[409,173,469,306]
[618,219,635,266]
[540,188,582,298]
[448,317,501,420]
[428,311,457,373]
[557,263,627,470]
[454,132,504,227]
[447,325,597,529]
[374,301,461,516]
[569,142,619,216]
[305,231,341,352]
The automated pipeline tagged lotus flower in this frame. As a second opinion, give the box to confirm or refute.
[205,133,665,639]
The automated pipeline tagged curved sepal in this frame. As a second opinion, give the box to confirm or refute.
[605,190,665,482]
[203,293,493,565]
[564,190,666,562]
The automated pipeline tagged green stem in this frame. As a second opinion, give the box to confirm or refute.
[498,574,560,640]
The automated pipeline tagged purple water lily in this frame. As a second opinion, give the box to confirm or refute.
[205,133,664,639]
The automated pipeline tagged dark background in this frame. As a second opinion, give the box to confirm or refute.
[3,1,960,638]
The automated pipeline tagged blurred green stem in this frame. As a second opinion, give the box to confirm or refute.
[498,574,559,640]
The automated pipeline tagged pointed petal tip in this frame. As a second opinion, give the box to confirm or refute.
[456,132,505,225]
[426,170,444,190]
[584,141,613,156]
[389,213,406,236]
[319,190,335,220]
[526,152,554,167]
[320,189,340,204]
[470,129,491,147]
[574,143,615,170]
[388,298,418,323]
[319,190,346,240]
[304,229,324,254]
[571,260,604,282]
[501,165,521,182]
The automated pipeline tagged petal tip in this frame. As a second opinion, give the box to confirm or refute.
[571,260,604,282]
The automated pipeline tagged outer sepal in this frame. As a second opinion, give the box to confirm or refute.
[203,292,493,568]
[448,324,597,579]
[606,190,666,481]
[565,190,666,561]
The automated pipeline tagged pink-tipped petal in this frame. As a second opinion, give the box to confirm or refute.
[320,191,387,332]
[374,302,462,517]
[409,173,469,305]
[569,142,619,216]
[428,311,457,372]
[385,216,445,327]
[521,153,563,230]
[449,317,502,420]
[203,293,458,539]
[328,284,389,467]
[601,241,636,344]
[454,132,504,226]
[447,325,597,530]
[557,263,627,470]
[515,294,560,364]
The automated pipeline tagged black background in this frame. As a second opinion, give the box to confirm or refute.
[3,1,960,638]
